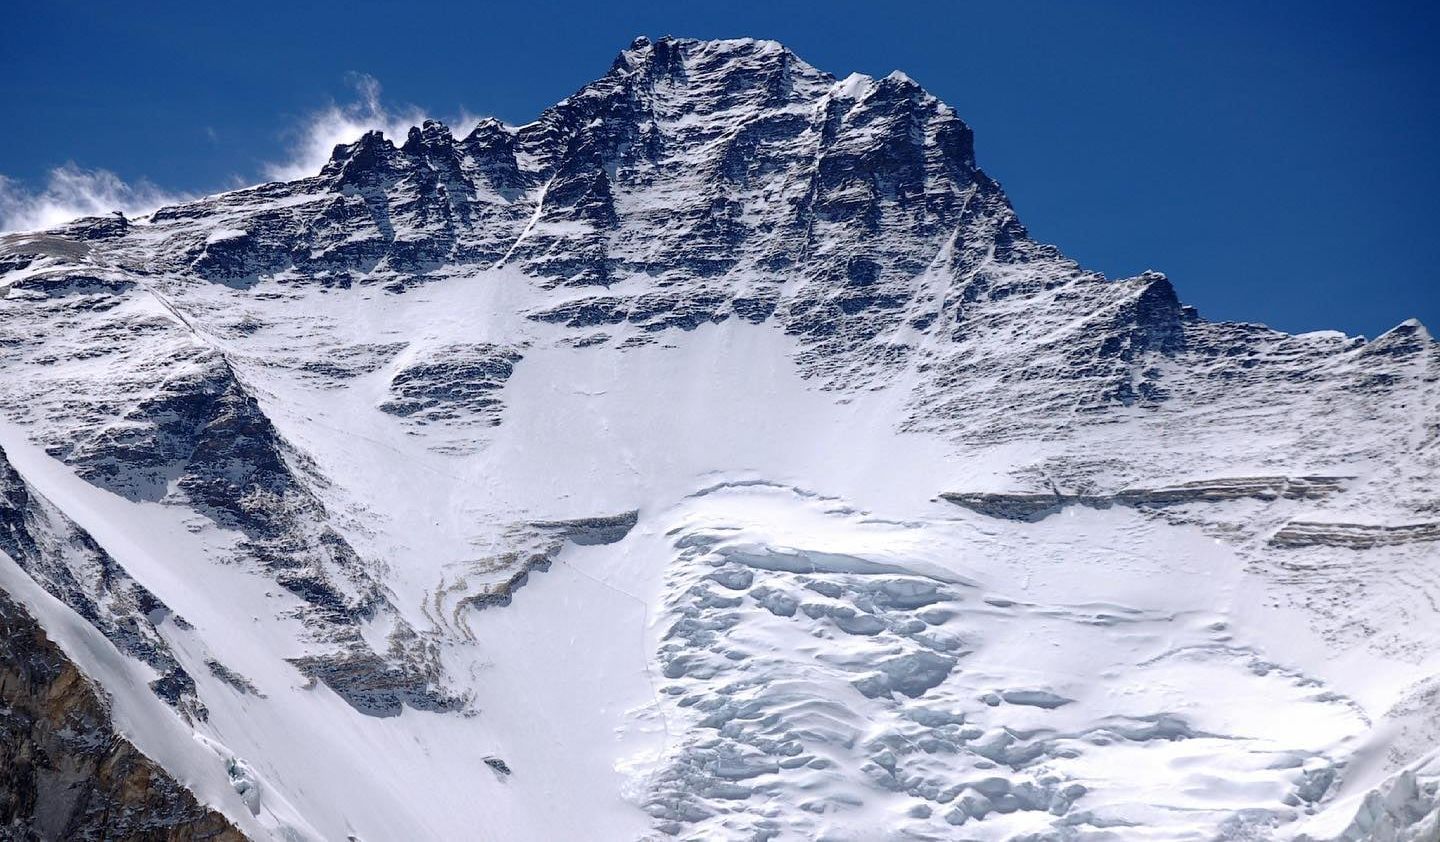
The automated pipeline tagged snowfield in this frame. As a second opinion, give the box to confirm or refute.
[0,35,1437,842]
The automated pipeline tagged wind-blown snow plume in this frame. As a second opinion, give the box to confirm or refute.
[0,74,480,234]
[0,35,1434,842]
[0,164,189,233]
[262,73,483,181]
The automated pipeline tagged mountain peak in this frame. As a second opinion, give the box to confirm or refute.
[1367,316,1434,354]
[402,119,455,153]
[607,35,831,99]
[0,33,1435,842]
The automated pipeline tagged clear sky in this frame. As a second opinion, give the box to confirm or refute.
[2,0,1435,337]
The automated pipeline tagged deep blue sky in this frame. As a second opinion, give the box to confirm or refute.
[2,1,1435,337]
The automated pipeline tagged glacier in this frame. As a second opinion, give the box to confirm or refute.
[0,36,1437,841]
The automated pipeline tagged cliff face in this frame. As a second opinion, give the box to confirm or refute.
[0,591,243,842]
[0,35,1435,842]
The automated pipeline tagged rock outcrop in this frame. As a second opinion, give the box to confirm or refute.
[0,590,243,841]
[941,475,1348,522]
[0,35,1433,842]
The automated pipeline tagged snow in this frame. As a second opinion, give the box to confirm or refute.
[205,228,248,245]
[1,301,1428,838]
[834,72,873,101]
[0,34,1435,842]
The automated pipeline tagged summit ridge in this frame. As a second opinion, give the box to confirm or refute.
[0,36,1436,842]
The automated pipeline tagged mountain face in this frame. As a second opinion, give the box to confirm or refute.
[0,35,1437,841]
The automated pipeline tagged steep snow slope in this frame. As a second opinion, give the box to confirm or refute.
[0,36,1437,841]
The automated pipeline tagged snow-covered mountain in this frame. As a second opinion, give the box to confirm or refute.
[1,36,1437,841]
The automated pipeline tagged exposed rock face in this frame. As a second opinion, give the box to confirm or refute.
[0,590,243,841]
[0,446,204,721]
[433,511,639,638]
[0,34,1434,842]
[1269,520,1440,549]
[379,343,522,428]
[941,475,1349,522]
[529,511,641,546]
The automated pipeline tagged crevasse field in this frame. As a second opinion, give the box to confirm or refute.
[0,36,1436,841]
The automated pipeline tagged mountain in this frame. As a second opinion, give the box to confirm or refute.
[0,35,1436,841]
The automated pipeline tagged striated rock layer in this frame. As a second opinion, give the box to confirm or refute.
[0,36,1435,841]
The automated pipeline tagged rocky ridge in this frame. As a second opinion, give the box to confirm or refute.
[0,35,1434,841]
[0,589,243,841]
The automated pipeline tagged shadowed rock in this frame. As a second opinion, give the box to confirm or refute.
[0,591,244,841]
[942,476,1348,522]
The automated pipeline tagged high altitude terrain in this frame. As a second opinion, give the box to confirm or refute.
[0,36,1436,841]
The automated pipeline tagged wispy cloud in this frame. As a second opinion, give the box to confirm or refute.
[262,73,483,182]
[0,75,484,234]
[0,165,190,234]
